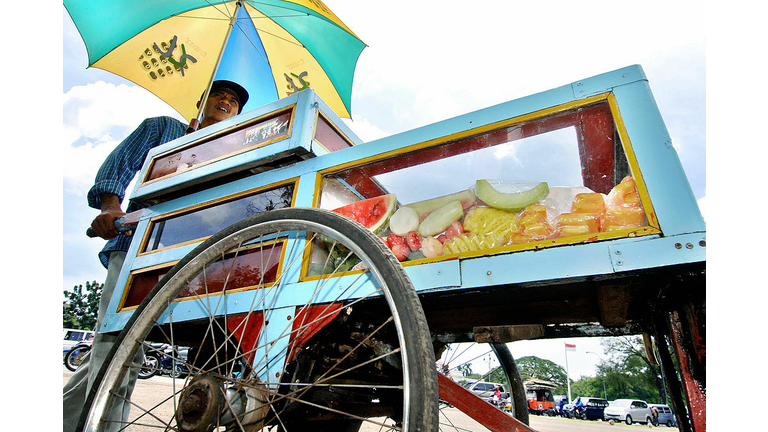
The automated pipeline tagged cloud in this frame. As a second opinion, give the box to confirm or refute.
[64,81,182,146]
[63,82,183,197]
[343,114,391,142]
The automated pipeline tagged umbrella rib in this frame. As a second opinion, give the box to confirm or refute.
[235,18,305,48]
[233,21,271,64]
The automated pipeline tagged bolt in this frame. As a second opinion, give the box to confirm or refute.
[615,250,622,255]
[182,395,202,414]
[616,261,623,266]
[487,271,492,276]
[699,240,706,247]
[674,243,682,249]
[686,243,694,249]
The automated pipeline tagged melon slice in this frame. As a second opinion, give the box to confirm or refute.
[475,180,549,212]
[332,194,397,234]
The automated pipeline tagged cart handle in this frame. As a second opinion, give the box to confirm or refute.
[86,210,143,238]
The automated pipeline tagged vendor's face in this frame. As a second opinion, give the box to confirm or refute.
[200,88,240,126]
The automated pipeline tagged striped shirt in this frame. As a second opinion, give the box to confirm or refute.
[88,116,187,268]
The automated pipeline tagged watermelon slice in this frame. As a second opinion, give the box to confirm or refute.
[332,194,397,234]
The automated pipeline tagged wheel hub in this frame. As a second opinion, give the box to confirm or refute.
[176,374,271,432]
[176,375,225,432]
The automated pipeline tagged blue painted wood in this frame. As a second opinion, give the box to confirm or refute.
[100,66,706,333]
[612,82,705,235]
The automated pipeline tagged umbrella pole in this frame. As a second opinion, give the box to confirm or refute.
[186,1,243,134]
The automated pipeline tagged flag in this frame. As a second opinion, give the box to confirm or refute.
[565,343,576,352]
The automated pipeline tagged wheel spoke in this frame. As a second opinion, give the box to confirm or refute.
[82,208,437,431]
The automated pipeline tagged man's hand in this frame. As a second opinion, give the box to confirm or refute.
[90,194,127,239]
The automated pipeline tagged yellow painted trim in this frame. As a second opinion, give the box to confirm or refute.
[117,261,178,312]
[120,238,288,313]
[307,92,662,271]
[312,110,355,153]
[137,177,300,256]
[317,94,610,177]
[607,93,660,230]
[140,106,296,186]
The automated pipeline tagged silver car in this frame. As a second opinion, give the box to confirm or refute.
[462,381,506,403]
[603,399,653,425]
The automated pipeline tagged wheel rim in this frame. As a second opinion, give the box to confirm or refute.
[435,341,530,428]
[81,208,437,432]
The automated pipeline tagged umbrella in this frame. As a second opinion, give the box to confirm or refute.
[64,0,366,120]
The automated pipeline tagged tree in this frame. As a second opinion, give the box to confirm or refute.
[63,281,103,330]
[456,363,473,377]
[588,336,666,403]
[515,356,569,395]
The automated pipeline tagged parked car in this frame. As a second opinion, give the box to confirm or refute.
[63,328,94,356]
[604,399,653,425]
[553,395,568,416]
[462,381,507,403]
[562,397,608,420]
[649,404,677,427]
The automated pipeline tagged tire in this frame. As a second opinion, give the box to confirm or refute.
[78,208,438,432]
[625,415,633,425]
[137,352,160,380]
[667,420,674,427]
[169,363,189,379]
[491,343,530,425]
[64,345,90,371]
[434,342,529,427]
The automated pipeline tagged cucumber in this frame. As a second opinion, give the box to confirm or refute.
[417,200,464,237]
[404,189,478,222]
[475,180,549,212]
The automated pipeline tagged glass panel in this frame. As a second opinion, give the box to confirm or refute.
[317,101,650,267]
[145,110,292,182]
[144,184,294,252]
[123,242,283,309]
[314,114,353,152]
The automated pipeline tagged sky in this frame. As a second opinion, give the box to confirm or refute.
[20,0,747,417]
[57,0,707,381]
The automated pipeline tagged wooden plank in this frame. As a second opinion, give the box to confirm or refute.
[437,372,537,432]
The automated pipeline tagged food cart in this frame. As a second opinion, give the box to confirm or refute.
[79,64,705,432]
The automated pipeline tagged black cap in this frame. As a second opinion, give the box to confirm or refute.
[206,80,249,114]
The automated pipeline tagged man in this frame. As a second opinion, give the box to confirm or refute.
[63,80,249,432]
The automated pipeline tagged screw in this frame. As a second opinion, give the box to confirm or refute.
[686,243,694,249]
[616,261,623,266]
[674,243,682,249]
[699,240,706,247]
[615,250,622,255]
[487,271,492,276]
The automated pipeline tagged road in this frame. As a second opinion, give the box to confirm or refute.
[64,368,678,431]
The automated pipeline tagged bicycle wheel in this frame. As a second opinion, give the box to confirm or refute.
[79,207,438,432]
[436,342,529,425]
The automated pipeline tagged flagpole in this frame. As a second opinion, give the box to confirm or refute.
[564,342,572,403]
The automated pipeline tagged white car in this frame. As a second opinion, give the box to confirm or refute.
[603,399,653,425]
[63,328,94,355]
[462,381,507,403]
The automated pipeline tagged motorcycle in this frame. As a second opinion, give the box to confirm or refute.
[138,343,190,379]
[64,341,92,371]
